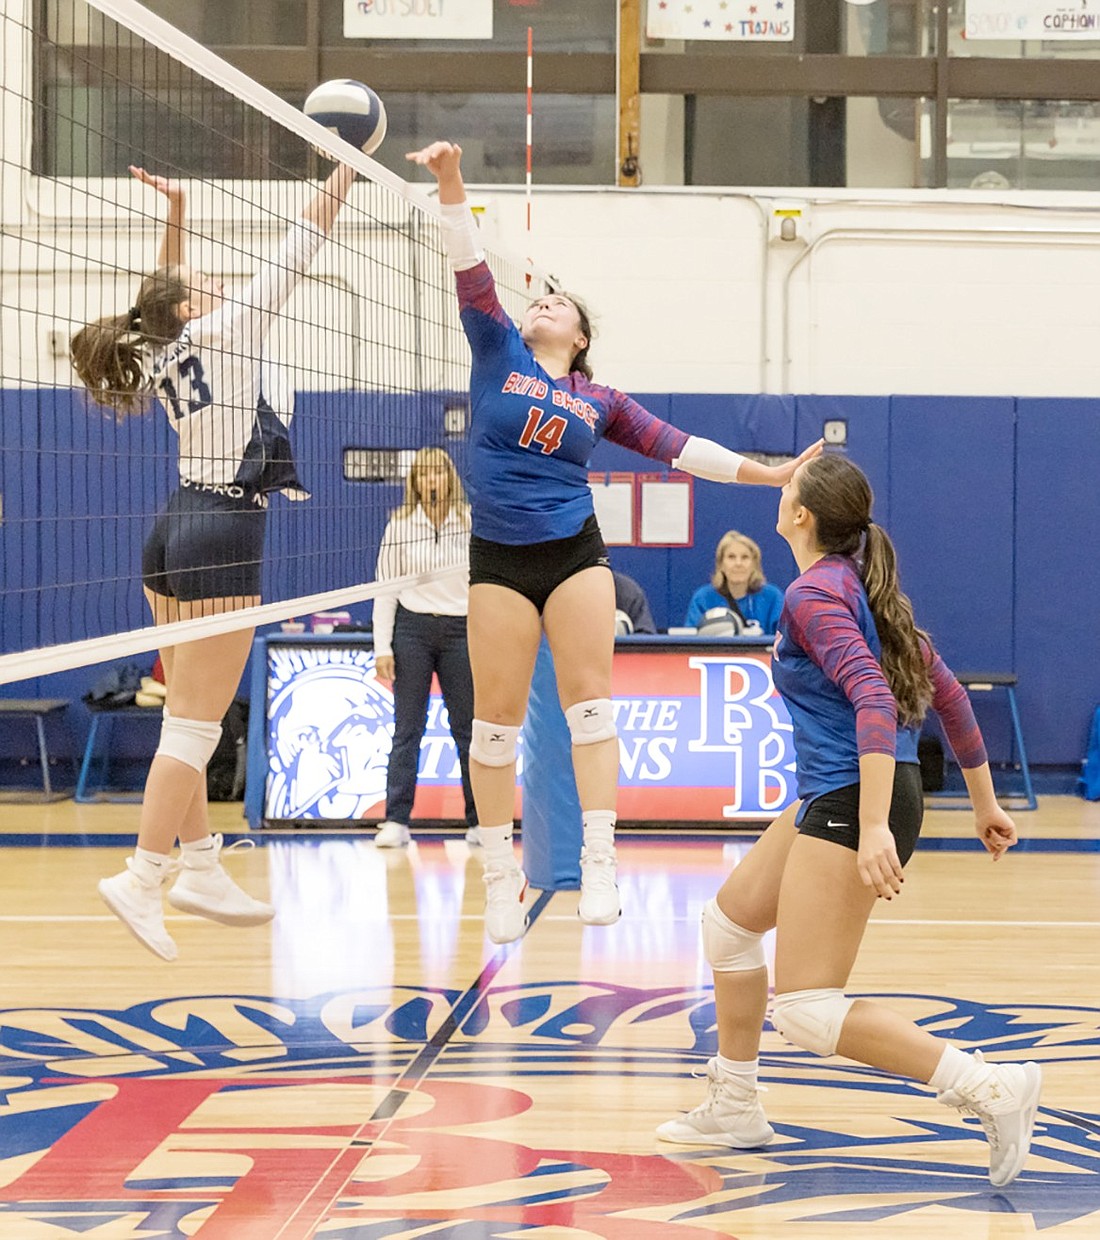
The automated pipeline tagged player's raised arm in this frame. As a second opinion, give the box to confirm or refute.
[407,141,486,274]
[302,163,356,237]
[130,165,186,269]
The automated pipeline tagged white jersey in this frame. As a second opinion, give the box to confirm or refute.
[372,505,471,657]
[152,219,325,497]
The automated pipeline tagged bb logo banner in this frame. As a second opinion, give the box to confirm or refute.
[263,644,795,823]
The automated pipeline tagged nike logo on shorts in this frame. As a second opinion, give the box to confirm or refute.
[826,820,849,828]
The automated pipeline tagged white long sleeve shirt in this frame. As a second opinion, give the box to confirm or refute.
[152,219,325,490]
[372,505,471,657]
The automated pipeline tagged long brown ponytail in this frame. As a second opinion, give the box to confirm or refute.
[795,454,934,726]
[70,266,189,415]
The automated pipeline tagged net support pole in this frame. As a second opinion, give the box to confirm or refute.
[521,639,583,891]
[617,0,642,187]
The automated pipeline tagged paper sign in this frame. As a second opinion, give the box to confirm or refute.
[345,0,493,41]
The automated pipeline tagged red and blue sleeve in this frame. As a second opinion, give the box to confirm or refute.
[785,577,899,757]
[456,261,515,359]
[926,648,989,769]
[603,391,690,463]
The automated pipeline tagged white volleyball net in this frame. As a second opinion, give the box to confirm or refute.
[0,0,545,684]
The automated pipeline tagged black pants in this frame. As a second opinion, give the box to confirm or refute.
[386,606,476,827]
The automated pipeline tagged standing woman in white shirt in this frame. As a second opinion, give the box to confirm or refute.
[71,163,355,960]
[372,447,478,847]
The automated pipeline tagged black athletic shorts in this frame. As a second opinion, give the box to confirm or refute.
[142,481,267,602]
[798,762,924,866]
[468,515,611,614]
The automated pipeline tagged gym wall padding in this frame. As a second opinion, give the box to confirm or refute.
[888,396,1017,762]
[1015,398,1100,767]
[2,389,1096,770]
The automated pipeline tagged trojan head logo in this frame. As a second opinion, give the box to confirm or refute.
[266,645,393,819]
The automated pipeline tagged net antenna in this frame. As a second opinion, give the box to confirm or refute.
[0,0,553,685]
[525,24,533,289]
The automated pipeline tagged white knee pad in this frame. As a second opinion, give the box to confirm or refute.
[702,898,766,972]
[771,988,854,1057]
[156,715,223,772]
[565,698,616,746]
[470,719,520,767]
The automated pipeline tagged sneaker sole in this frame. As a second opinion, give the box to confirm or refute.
[98,880,177,961]
[486,875,528,944]
[990,1063,1042,1188]
[486,915,529,945]
[166,891,275,927]
[656,1120,775,1149]
[578,905,622,926]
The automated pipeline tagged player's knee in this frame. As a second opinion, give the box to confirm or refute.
[702,898,766,972]
[156,715,222,772]
[470,719,520,767]
[564,698,616,746]
[771,988,854,1057]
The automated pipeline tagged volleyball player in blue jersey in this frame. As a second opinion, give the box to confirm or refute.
[657,453,1041,1188]
[406,140,822,944]
[71,163,355,960]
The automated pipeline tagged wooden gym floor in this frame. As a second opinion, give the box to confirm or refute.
[0,796,1097,1238]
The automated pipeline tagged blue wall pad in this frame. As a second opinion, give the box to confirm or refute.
[3,389,1097,769]
[521,641,582,891]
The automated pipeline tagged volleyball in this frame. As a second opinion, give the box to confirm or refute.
[303,79,387,156]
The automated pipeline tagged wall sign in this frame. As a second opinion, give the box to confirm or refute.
[646,0,794,42]
[345,0,493,41]
[966,0,1100,39]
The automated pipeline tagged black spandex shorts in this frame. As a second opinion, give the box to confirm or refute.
[469,515,611,614]
[798,762,924,866]
[142,481,267,602]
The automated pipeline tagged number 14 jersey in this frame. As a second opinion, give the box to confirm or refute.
[458,261,688,546]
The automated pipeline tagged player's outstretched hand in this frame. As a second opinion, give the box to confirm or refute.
[764,438,825,487]
[405,141,463,181]
[129,165,184,205]
[857,823,905,900]
[975,804,1017,860]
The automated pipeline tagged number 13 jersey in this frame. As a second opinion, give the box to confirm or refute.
[151,219,326,499]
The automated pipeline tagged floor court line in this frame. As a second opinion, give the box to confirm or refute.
[535,914,1100,929]
[272,889,557,1240]
[3,912,1100,929]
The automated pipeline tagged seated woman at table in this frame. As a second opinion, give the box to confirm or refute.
[684,530,784,635]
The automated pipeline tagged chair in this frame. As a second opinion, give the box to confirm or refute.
[75,706,163,803]
[0,699,75,800]
[931,673,1037,811]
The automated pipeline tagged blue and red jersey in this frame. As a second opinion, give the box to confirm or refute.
[457,262,689,545]
[773,555,987,814]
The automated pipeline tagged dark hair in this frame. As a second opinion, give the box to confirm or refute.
[561,291,595,380]
[795,454,934,726]
[70,265,189,416]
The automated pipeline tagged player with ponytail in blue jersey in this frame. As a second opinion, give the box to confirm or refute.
[658,453,1041,1189]
[71,163,356,961]
[406,139,823,945]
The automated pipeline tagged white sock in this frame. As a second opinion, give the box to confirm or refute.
[716,1054,759,1091]
[131,846,171,887]
[479,823,516,866]
[582,810,616,851]
[179,835,217,868]
[180,836,215,854]
[930,1043,980,1092]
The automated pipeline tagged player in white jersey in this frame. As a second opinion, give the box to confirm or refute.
[71,163,355,960]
